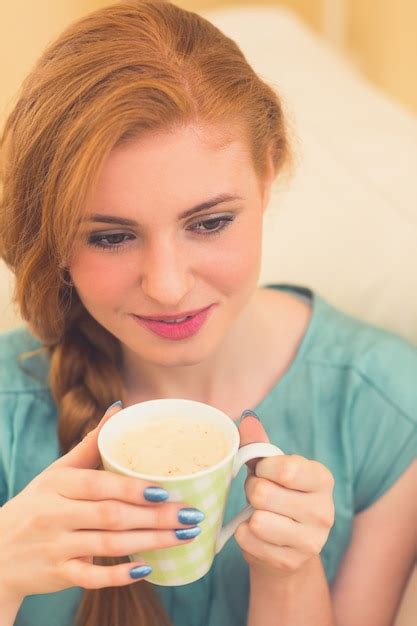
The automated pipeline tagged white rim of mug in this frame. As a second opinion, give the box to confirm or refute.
[97,398,240,482]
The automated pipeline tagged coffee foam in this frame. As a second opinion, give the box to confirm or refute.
[110,417,230,476]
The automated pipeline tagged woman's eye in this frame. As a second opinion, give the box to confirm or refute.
[87,232,134,250]
[86,216,235,251]
[189,216,235,236]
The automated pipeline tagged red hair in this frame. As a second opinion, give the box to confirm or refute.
[0,2,292,624]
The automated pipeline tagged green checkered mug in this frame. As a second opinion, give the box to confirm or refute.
[98,399,283,586]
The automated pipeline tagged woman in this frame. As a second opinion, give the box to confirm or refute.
[0,2,416,625]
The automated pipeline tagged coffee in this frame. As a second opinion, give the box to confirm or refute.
[110,417,230,476]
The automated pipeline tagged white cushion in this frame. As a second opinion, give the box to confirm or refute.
[205,7,417,345]
[0,264,16,331]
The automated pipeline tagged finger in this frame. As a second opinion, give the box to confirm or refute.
[64,527,200,559]
[245,475,308,523]
[238,413,270,473]
[50,402,123,470]
[65,498,205,531]
[245,475,335,527]
[255,455,335,493]
[238,413,269,446]
[235,521,307,574]
[63,558,152,589]
[57,467,172,505]
[244,509,327,556]
[245,476,334,528]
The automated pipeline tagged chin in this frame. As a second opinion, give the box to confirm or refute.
[146,345,213,368]
[131,333,218,367]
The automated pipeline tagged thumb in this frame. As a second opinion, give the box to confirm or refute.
[51,401,123,470]
[238,409,269,474]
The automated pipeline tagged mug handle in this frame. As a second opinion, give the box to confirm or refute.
[215,442,284,554]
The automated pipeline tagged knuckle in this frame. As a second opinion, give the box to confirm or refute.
[117,476,137,504]
[33,469,58,492]
[59,561,85,588]
[99,532,119,556]
[248,510,266,538]
[250,479,270,510]
[60,559,121,591]
[98,502,122,530]
[31,511,51,532]
[81,473,97,498]
[277,551,297,572]
[304,535,323,556]
[78,571,96,589]
[315,462,335,490]
[43,541,60,563]
[152,505,168,529]
[102,569,122,589]
[281,455,302,484]
[235,522,248,547]
[314,502,335,529]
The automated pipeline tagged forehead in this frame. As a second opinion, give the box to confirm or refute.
[86,123,257,212]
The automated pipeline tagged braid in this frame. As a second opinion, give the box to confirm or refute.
[48,309,172,626]
[48,309,124,454]
[1,0,293,621]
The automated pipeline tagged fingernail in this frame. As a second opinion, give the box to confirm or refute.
[175,526,202,540]
[144,486,169,502]
[129,564,152,579]
[178,508,205,525]
[106,400,123,412]
[240,409,260,422]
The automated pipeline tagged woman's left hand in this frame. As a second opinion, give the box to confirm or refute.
[235,413,335,579]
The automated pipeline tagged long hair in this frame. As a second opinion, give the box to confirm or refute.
[0,2,292,624]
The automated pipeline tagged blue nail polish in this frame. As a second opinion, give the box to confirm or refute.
[106,400,123,412]
[144,486,169,502]
[175,526,202,540]
[240,409,260,421]
[178,508,205,525]
[129,564,152,579]
[178,509,206,524]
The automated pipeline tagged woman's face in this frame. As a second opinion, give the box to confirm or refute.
[69,123,274,367]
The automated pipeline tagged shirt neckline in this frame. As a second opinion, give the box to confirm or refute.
[251,283,323,415]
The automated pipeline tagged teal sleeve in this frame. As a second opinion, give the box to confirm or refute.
[0,393,13,506]
[350,379,417,513]
[0,471,7,506]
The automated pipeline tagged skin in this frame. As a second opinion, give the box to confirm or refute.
[69,124,270,398]
[68,123,417,623]
[67,122,336,621]
[1,123,415,626]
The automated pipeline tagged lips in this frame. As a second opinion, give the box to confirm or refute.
[132,304,215,340]
[138,305,210,322]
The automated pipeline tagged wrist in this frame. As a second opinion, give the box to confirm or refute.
[0,587,24,625]
[0,592,23,626]
[249,555,318,589]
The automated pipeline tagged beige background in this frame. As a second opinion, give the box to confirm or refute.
[0,2,416,624]
[1,1,417,123]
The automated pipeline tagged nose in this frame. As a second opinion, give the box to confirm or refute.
[139,236,194,307]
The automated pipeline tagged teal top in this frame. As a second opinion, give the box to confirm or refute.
[1,285,416,626]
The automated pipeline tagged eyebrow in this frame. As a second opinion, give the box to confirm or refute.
[84,193,243,226]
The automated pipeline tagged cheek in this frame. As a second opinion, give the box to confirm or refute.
[70,250,135,307]
[215,218,262,287]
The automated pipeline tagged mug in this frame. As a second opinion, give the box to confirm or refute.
[98,398,284,586]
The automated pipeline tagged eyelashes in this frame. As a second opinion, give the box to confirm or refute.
[87,215,236,252]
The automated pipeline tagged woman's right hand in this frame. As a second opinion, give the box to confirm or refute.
[0,403,203,601]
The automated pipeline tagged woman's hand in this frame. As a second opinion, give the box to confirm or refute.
[235,413,335,580]
[0,403,202,601]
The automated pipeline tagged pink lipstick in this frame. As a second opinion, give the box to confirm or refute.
[132,305,215,340]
